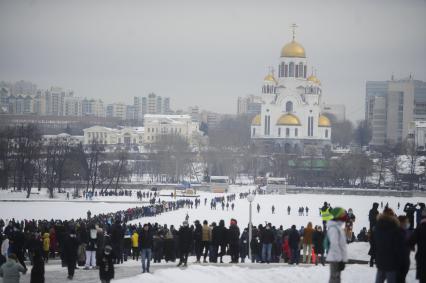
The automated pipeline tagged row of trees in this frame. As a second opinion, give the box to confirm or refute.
[0,125,131,198]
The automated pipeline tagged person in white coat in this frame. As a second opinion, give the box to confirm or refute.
[326,207,348,283]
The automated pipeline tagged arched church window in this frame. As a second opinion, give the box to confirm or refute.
[285,101,293,112]
[295,128,298,137]
[286,128,290,137]
[295,65,299,78]
[303,65,307,78]
[278,127,281,137]
[299,63,303,77]
[289,62,294,77]
[325,129,329,138]
[284,64,288,77]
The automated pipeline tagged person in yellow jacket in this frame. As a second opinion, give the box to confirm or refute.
[131,231,139,261]
[42,232,50,263]
[320,202,333,231]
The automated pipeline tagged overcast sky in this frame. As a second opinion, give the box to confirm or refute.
[1,0,425,121]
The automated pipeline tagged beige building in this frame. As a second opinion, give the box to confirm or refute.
[143,114,199,144]
[83,125,144,146]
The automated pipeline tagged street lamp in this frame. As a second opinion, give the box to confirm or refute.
[247,193,255,260]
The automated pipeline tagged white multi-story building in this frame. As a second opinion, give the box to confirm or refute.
[83,126,144,146]
[143,114,199,144]
[82,98,105,117]
[63,96,82,117]
[250,28,331,153]
[106,103,126,120]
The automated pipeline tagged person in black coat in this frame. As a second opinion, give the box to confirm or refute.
[139,224,153,273]
[177,221,192,267]
[228,219,240,263]
[30,250,45,283]
[99,245,114,283]
[410,210,426,283]
[373,208,404,283]
[215,220,228,263]
[397,216,411,283]
[239,228,249,263]
[369,203,379,230]
[288,225,300,264]
[63,230,80,280]
[110,220,124,264]
[312,226,325,265]
[193,220,203,263]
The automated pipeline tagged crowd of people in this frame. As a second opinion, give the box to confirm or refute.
[0,197,425,283]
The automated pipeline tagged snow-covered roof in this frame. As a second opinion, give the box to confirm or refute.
[144,114,191,119]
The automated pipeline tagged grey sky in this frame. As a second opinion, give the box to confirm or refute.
[1,0,425,121]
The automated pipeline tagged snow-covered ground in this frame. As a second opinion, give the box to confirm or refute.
[1,185,424,233]
[1,186,423,283]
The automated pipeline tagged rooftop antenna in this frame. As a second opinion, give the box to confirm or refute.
[290,23,298,41]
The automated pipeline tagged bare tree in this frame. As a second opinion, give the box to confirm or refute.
[44,137,72,198]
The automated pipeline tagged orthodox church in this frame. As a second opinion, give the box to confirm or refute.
[251,26,331,153]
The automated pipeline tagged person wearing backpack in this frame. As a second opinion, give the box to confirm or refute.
[326,207,348,283]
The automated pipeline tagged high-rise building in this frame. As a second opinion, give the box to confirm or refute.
[106,103,126,120]
[188,106,200,122]
[237,95,262,115]
[63,96,82,117]
[134,93,171,120]
[45,87,73,116]
[366,78,426,146]
[82,98,105,117]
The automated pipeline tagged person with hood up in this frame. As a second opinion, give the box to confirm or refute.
[0,253,26,283]
[99,245,114,283]
[30,249,45,283]
[326,207,348,283]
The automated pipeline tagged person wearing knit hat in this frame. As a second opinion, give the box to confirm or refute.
[326,207,348,283]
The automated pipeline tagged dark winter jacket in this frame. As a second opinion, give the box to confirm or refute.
[63,234,79,262]
[369,206,379,229]
[228,225,240,244]
[410,219,426,282]
[193,223,202,242]
[312,230,325,254]
[30,255,45,283]
[99,253,114,281]
[139,229,154,250]
[260,228,275,244]
[373,214,404,271]
[212,225,227,246]
[178,226,193,252]
[288,228,300,249]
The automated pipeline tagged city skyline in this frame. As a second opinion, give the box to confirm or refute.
[1,0,425,122]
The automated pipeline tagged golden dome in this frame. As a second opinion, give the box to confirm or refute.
[307,75,321,85]
[277,114,301,126]
[251,114,261,126]
[281,40,306,58]
[264,74,277,83]
[318,115,331,127]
